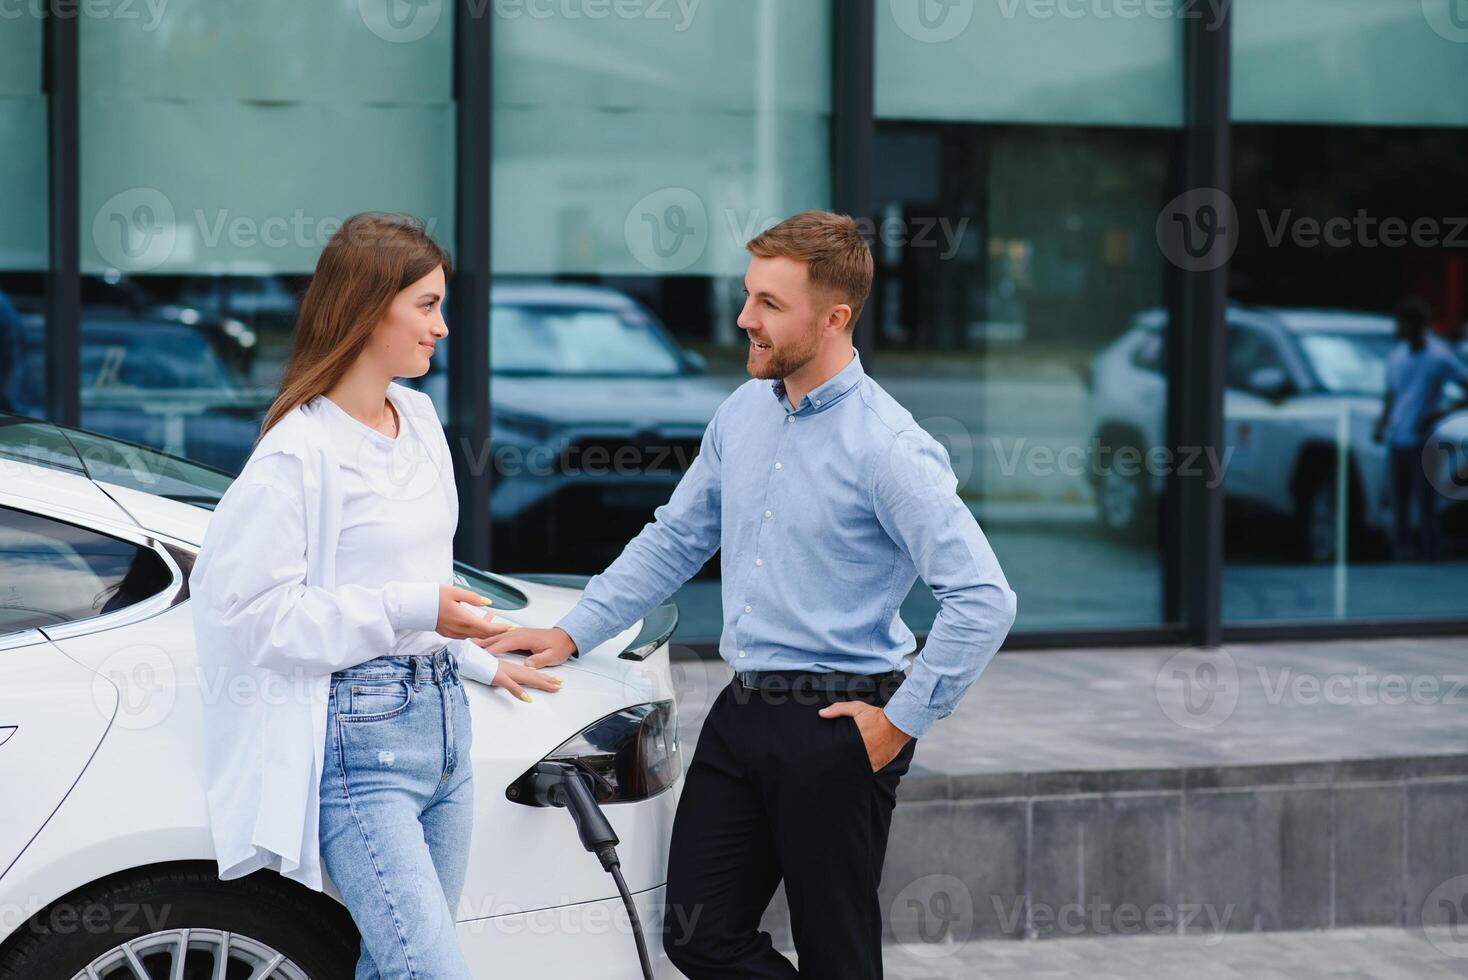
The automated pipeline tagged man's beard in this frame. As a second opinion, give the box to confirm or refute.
[746,322,821,380]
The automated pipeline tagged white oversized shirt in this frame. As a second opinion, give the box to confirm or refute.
[188,381,500,893]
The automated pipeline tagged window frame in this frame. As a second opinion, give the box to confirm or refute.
[0,492,186,642]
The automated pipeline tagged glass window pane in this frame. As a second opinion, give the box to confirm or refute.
[487,3,832,643]
[1224,1,1468,622]
[78,0,456,475]
[1233,0,1468,127]
[874,4,1185,633]
[876,0,1184,126]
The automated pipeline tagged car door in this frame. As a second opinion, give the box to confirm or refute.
[0,502,179,882]
[1223,323,1294,512]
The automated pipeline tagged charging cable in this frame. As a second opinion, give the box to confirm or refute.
[529,762,655,980]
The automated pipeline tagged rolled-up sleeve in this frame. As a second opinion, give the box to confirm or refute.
[191,453,440,676]
[872,427,1018,739]
[555,400,725,656]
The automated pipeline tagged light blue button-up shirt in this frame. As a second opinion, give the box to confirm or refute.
[554,348,1017,738]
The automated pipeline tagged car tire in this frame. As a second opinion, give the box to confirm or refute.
[0,862,358,980]
[1296,463,1369,564]
[1093,436,1156,541]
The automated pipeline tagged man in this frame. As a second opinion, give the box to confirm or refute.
[1373,298,1468,562]
[481,211,1017,977]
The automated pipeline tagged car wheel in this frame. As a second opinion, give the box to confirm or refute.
[0,863,358,980]
[1094,441,1154,540]
[1297,465,1370,564]
[1303,474,1339,563]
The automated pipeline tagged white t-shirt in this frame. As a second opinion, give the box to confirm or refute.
[311,387,454,658]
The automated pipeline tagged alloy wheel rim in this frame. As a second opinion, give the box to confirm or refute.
[71,927,311,980]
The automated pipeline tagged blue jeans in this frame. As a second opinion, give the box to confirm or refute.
[319,646,475,979]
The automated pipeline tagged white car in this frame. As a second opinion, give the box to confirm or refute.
[1087,306,1468,561]
[0,414,684,979]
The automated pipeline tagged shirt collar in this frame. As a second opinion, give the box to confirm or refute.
[770,348,865,415]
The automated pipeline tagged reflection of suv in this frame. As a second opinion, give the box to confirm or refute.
[1088,306,1468,561]
[418,283,733,570]
[10,309,274,472]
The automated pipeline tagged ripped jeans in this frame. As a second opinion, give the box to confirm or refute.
[319,646,475,979]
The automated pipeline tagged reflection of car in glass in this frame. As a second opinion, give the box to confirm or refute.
[1087,307,1468,561]
[0,416,681,978]
[419,283,731,570]
[9,309,274,473]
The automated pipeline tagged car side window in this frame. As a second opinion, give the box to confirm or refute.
[0,506,173,635]
[1225,325,1287,393]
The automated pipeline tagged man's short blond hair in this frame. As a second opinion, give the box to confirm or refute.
[745,210,874,330]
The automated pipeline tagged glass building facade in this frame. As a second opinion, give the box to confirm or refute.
[8,0,1468,647]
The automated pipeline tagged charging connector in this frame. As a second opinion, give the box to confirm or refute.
[531,762,655,979]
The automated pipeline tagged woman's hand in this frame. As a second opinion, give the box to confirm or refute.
[491,658,564,703]
[435,586,516,642]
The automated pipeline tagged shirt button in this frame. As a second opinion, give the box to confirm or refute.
[774,462,782,470]
[744,604,752,613]
[764,510,772,519]
[814,399,821,406]
[755,558,764,566]
[738,650,747,658]
[786,416,794,424]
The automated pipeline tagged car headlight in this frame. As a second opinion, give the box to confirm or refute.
[507,700,679,806]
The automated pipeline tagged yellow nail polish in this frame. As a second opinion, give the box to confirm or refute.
[520,692,533,703]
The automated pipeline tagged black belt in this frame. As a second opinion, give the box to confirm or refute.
[733,668,907,700]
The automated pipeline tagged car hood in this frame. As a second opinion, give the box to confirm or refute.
[491,375,737,429]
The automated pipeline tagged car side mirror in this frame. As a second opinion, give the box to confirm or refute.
[1247,365,1293,401]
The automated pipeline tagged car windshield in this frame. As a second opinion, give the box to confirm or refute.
[0,417,235,506]
[1297,332,1395,395]
[490,304,684,377]
[79,327,237,391]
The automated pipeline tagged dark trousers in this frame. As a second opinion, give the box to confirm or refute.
[663,675,917,979]
[1390,442,1440,562]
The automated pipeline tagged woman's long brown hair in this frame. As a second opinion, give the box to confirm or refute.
[254,212,452,446]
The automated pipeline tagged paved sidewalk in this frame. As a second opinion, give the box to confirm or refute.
[670,636,1468,778]
[873,927,1468,979]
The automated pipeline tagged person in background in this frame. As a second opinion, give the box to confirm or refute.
[1373,298,1468,562]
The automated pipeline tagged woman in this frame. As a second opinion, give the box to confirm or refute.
[189,212,561,977]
